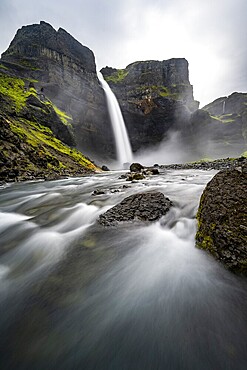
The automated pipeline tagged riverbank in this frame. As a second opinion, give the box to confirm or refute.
[161,156,247,171]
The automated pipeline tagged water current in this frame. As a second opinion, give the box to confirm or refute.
[0,170,246,369]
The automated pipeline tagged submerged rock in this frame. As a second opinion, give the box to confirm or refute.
[196,167,247,275]
[98,191,173,226]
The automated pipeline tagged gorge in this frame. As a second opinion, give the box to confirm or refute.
[0,21,246,370]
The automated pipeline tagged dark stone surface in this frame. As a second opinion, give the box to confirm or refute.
[1,22,115,162]
[98,191,173,226]
[101,59,199,153]
[196,168,247,275]
[130,163,144,172]
[190,92,247,158]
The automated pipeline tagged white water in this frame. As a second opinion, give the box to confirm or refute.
[223,100,226,114]
[97,72,133,167]
[0,171,246,369]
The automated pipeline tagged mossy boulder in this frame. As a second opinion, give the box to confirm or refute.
[196,168,247,275]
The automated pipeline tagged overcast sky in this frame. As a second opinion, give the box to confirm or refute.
[0,0,246,106]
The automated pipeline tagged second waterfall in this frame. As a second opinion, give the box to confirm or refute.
[97,72,133,168]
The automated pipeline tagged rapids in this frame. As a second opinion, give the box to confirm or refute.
[0,170,246,370]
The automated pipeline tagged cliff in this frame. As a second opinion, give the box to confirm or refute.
[0,68,98,182]
[1,21,114,161]
[101,59,199,152]
[189,93,247,158]
[1,21,246,164]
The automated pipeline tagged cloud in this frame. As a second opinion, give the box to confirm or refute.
[0,0,246,106]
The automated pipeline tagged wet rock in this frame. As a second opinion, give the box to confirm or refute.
[126,173,145,181]
[92,189,106,196]
[102,165,110,171]
[98,191,173,226]
[130,163,144,172]
[196,169,247,275]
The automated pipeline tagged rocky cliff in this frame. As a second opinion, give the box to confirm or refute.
[189,93,247,158]
[101,59,199,152]
[0,68,98,182]
[1,21,114,161]
[1,21,246,164]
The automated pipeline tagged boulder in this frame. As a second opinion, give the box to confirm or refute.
[130,163,144,172]
[196,168,247,275]
[101,165,110,171]
[98,191,173,226]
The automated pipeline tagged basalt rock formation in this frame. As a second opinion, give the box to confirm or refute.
[1,21,246,164]
[1,21,114,161]
[101,60,199,152]
[196,167,247,275]
[189,93,247,158]
[98,191,173,226]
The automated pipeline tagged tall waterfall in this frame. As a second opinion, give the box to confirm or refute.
[223,100,226,114]
[97,72,133,167]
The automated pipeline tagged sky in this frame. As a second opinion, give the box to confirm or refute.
[0,0,246,107]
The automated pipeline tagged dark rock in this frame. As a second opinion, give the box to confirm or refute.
[126,173,145,181]
[101,59,199,153]
[130,163,144,172]
[119,174,128,179]
[98,191,173,226]
[151,168,159,175]
[92,189,106,196]
[196,169,247,275]
[1,21,115,161]
[190,92,247,158]
[102,165,110,171]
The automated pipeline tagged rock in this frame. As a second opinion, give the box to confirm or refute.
[1,21,115,161]
[196,169,247,275]
[119,174,128,179]
[98,191,173,226]
[130,163,144,172]
[92,189,106,196]
[101,59,199,153]
[101,165,110,171]
[126,173,145,181]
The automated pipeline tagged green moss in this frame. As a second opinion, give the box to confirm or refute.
[0,72,27,110]
[9,117,96,171]
[44,101,72,127]
[241,151,247,158]
[105,69,129,83]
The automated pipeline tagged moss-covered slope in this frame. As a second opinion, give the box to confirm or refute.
[0,68,98,182]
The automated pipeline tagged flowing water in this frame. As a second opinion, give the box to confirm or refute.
[97,72,133,167]
[0,170,246,370]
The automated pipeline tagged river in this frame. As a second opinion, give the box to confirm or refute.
[0,169,246,369]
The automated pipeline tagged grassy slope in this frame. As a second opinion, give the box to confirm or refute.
[0,68,98,181]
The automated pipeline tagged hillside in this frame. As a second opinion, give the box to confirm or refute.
[0,66,98,183]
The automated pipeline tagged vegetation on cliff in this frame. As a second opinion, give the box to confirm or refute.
[0,69,98,182]
[196,167,247,275]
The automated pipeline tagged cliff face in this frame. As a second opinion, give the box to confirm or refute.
[101,59,199,152]
[1,22,246,163]
[0,70,98,182]
[189,93,247,158]
[1,21,114,161]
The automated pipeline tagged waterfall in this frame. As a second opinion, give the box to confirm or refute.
[223,100,226,114]
[97,72,133,167]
